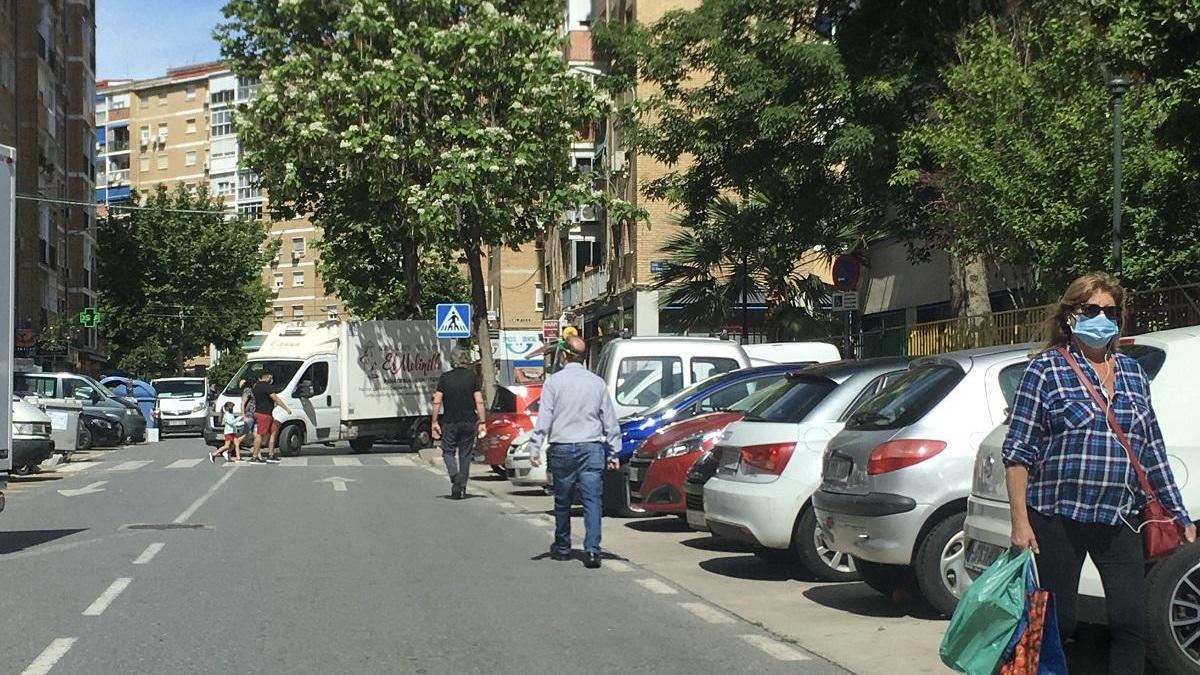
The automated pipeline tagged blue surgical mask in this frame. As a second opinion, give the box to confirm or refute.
[1072,313,1119,348]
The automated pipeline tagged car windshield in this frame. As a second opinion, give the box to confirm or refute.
[741,375,838,424]
[222,360,303,396]
[638,369,752,417]
[154,380,206,398]
[490,388,520,413]
[1122,344,1167,380]
[846,364,964,430]
[82,375,120,398]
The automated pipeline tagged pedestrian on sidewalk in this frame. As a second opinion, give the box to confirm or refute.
[210,401,243,463]
[431,349,485,500]
[250,371,292,464]
[1004,271,1195,674]
[529,335,620,569]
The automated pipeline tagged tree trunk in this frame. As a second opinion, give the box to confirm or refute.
[399,232,421,318]
[464,225,497,407]
[949,253,992,349]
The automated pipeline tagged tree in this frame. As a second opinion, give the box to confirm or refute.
[96,185,271,378]
[208,344,247,392]
[319,243,469,320]
[218,0,604,398]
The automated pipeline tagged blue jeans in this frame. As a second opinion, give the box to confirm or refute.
[440,421,476,490]
[548,442,604,555]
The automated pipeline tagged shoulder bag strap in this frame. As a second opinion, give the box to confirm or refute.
[1056,345,1156,498]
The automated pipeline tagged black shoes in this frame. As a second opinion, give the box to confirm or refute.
[584,553,601,569]
[550,550,571,562]
[450,487,466,500]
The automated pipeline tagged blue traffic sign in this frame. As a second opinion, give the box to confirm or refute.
[435,303,472,339]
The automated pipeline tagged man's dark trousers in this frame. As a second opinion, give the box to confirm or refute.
[441,421,476,494]
[548,442,604,554]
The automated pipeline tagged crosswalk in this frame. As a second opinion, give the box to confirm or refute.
[47,454,422,475]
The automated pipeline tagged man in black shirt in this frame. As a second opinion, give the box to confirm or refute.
[432,349,485,499]
[250,371,292,464]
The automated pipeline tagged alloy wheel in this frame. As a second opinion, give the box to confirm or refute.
[1169,564,1200,666]
[939,530,967,598]
[813,523,856,574]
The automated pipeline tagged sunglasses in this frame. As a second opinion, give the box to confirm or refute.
[1075,303,1122,320]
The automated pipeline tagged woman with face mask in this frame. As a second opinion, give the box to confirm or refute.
[1001,271,1196,673]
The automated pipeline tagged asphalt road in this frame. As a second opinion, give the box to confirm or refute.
[1,438,846,675]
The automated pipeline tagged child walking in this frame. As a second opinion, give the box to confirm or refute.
[210,402,244,463]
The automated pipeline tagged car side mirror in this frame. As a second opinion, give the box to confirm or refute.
[295,382,314,399]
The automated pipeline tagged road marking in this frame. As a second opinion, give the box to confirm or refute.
[422,465,441,474]
[524,517,552,528]
[635,578,677,595]
[111,460,151,471]
[495,500,516,509]
[332,457,361,467]
[57,481,107,497]
[739,635,810,661]
[55,462,95,473]
[315,476,356,492]
[21,638,77,675]
[173,466,238,524]
[133,542,165,565]
[383,456,413,467]
[679,602,735,624]
[167,458,203,469]
[82,578,133,616]
[279,457,308,467]
[605,560,631,572]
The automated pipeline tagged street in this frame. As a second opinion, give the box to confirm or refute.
[3,438,848,675]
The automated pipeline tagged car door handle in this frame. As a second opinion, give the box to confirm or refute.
[326,395,332,407]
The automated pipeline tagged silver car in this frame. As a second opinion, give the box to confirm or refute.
[812,344,1033,617]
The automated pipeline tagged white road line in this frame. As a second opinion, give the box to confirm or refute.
[494,500,516,509]
[133,542,165,565]
[635,578,677,595]
[82,578,133,616]
[383,456,413,467]
[739,635,810,661]
[679,602,735,624]
[167,458,203,469]
[21,638,77,675]
[55,462,95,473]
[524,517,553,529]
[279,457,308,467]
[422,465,441,474]
[173,466,238,524]
[111,460,151,471]
[332,457,361,467]
[605,560,632,572]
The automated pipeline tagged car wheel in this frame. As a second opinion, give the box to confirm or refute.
[914,511,967,617]
[409,428,433,451]
[279,424,304,457]
[491,464,507,478]
[113,422,125,445]
[855,559,918,597]
[349,437,375,454]
[1146,541,1200,673]
[795,507,859,582]
[78,426,93,451]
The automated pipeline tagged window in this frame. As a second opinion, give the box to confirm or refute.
[139,95,148,109]
[210,89,234,106]
[185,151,197,166]
[845,365,965,431]
[998,363,1029,409]
[292,305,304,320]
[615,357,683,408]
[156,154,167,170]
[292,271,304,287]
[238,202,263,219]
[298,362,329,397]
[273,274,283,289]
[157,92,167,106]
[215,180,234,197]
[744,375,839,424]
[237,172,260,200]
[693,374,786,415]
[691,357,740,384]
[185,118,196,134]
[186,84,196,101]
[1121,344,1168,381]
[13,374,56,397]
[272,305,283,320]
[157,123,167,141]
[237,75,260,100]
[490,388,519,413]
[211,109,234,136]
[291,236,305,254]
[138,125,149,145]
[139,157,149,172]
[326,305,338,321]
[63,378,96,400]
[534,283,544,312]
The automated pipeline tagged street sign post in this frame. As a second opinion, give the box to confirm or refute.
[831,254,861,292]
[831,291,858,312]
[542,320,560,342]
[435,303,472,339]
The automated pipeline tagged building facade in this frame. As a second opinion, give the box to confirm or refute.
[1,0,99,373]
[95,63,344,348]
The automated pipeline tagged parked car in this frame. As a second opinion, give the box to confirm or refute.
[151,377,207,437]
[12,397,54,474]
[683,447,722,531]
[964,328,1200,673]
[78,410,125,450]
[477,384,542,476]
[813,344,1033,616]
[504,431,550,487]
[743,342,841,367]
[14,372,145,443]
[102,377,157,430]
[702,358,910,582]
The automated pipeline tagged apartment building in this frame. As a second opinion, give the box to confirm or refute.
[95,63,344,340]
[0,0,99,373]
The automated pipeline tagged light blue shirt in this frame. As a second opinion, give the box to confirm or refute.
[528,363,621,456]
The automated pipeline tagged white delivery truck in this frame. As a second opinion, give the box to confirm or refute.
[205,320,450,455]
[0,144,15,511]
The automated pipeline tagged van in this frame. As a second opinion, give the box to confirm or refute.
[151,377,208,437]
[743,342,841,367]
[593,337,751,420]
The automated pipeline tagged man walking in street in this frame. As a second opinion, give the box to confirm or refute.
[432,349,485,499]
[251,371,292,464]
[529,336,620,569]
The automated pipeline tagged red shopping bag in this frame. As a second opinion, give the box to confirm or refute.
[999,588,1049,674]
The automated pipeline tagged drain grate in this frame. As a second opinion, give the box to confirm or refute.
[123,523,209,530]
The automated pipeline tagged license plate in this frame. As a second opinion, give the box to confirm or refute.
[823,456,851,481]
[628,466,642,482]
[167,421,186,427]
[965,540,1004,573]
[686,509,706,529]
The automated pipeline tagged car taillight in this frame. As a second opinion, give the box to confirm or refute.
[740,442,796,475]
[866,439,947,475]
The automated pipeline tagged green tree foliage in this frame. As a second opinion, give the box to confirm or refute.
[96,185,271,378]
[208,344,247,392]
[322,247,470,321]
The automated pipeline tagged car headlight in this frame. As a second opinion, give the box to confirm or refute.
[104,413,122,422]
[191,403,207,413]
[13,423,38,435]
[657,431,721,460]
[92,419,113,429]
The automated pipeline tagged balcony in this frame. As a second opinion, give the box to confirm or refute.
[104,139,129,153]
[107,169,129,184]
[108,107,129,122]
[562,267,607,308]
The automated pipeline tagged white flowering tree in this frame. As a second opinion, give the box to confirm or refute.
[218,0,604,393]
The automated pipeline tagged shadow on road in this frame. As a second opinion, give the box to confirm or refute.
[470,474,507,483]
[623,517,690,534]
[10,473,63,484]
[530,549,631,564]
[698,555,799,582]
[509,489,550,498]
[0,529,87,555]
[801,583,943,620]
[679,535,751,554]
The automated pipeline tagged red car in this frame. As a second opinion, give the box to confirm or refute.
[476,384,542,475]
[628,411,745,516]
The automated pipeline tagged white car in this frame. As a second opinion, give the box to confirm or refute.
[701,358,908,581]
[151,377,208,437]
[964,327,1200,673]
[504,433,551,487]
[12,397,54,475]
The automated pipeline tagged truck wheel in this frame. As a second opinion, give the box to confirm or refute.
[350,437,375,454]
[914,511,967,618]
[856,559,919,598]
[795,507,859,582]
[410,429,433,451]
[1145,541,1200,673]
[279,424,304,457]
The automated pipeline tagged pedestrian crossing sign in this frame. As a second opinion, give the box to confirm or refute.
[435,303,471,339]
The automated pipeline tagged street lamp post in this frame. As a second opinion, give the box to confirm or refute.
[1110,77,1130,278]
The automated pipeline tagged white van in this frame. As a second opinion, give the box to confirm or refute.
[593,336,752,419]
[206,320,450,455]
[743,342,841,367]
[152,377,208,437]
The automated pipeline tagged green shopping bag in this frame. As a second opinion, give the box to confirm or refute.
[940,548,1031,674]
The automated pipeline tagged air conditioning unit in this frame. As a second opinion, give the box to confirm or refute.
[203,160,210,172]
[139,133,150,146]
[579,205,598,222]
[157,132,167,144]
[291,250,303,260]
[612,150,628,173]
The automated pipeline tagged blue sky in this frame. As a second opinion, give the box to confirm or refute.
[97,0,227,81]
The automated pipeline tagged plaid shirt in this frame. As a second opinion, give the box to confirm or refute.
[1002,345,1189,526]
